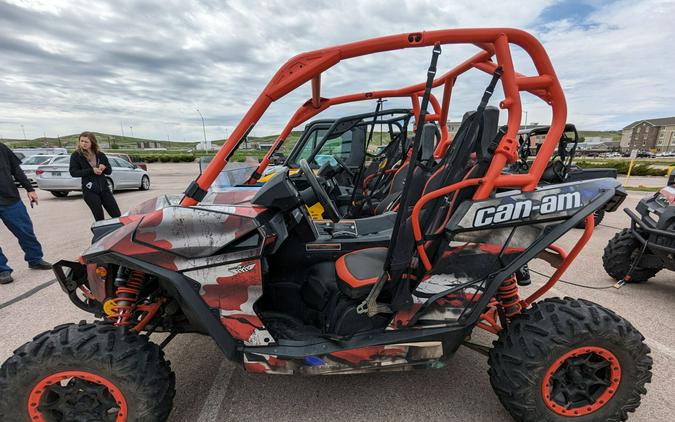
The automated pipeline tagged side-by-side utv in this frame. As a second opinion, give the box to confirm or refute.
[510,123,618,227]
[603,172,675,282]
[259,108,416,219]
[0,29,651,422]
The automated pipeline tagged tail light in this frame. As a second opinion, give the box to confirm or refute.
[35,169,44,175]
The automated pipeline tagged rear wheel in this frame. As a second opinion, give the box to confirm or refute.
[139,175,150,190]
[0,322,175,422]
[106,177,115,193]
[489,297,652,422]
[49,191,69,197]
[602,228,660,282]
[575,209,604,229]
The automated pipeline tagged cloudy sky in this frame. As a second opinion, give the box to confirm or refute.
[0,0,674,142]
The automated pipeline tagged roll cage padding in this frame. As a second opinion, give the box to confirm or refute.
[183,28,567,206]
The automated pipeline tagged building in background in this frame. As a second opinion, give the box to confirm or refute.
[577,137,620,154]
[136,141,163,149]
[621,117,675,152]
[446,121,461,140]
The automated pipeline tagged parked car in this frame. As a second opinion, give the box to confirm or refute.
[637,150,656,158]
[36,156,150,197]
[12,147,67,160]
[268,151,286,165]
[18,155,70,188]
[108,152,148,171]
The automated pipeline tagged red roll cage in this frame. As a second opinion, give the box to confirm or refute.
[181,28,566,206]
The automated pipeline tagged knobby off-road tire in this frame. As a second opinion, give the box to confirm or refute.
[0,322,175,422]
[489,297,652,422]
[602,228,660,282]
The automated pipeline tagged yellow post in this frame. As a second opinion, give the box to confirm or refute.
[624,150,637,185]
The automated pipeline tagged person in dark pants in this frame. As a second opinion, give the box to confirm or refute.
[69,132,121,222]
[0,142,52,285]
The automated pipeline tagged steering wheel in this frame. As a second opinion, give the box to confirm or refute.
[298,159,341,222]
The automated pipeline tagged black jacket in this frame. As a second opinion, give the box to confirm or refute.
[69,151,113,193]
[0,142,34,205]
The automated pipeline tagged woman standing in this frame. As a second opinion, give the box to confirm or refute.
[69,132,121,221]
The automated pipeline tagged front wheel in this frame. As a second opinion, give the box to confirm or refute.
[106,177,115,193]
[489,297,652,422]
[603,228,660,282]
[139,175,150,190]
[0,322,175,422]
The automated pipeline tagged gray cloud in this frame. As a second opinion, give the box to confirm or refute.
[0,0,673,143]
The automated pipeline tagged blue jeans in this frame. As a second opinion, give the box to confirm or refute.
[0,200,44,273]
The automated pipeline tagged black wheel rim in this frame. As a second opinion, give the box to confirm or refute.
[542,347,621,416]
[34,376,123,421]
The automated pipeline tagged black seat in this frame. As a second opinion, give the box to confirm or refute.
[373,161,408,214]
[335,124,439,298]
[373,124,439,215]
[335,247,387,299]
[335,106,501,304]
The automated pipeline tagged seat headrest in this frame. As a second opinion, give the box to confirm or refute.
[420,123,437,162]
[458,107,500,162]
[345,126,366,166]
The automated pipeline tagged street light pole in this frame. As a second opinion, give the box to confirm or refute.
[196,108,208,150]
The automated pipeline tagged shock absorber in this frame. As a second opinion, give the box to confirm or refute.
[496,274,523,319]
[109,267,145,326]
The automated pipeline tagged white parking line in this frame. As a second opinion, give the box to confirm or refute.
[197,360,235,422]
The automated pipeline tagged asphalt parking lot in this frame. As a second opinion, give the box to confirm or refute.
[1,163,674,421]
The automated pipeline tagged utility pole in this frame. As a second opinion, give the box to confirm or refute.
[196,108,208,150]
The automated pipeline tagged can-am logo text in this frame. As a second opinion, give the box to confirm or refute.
[473,192,582,228]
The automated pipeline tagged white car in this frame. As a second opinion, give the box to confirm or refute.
[36,156,150,197]
[19,155,70,187]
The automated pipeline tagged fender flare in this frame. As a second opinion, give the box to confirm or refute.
[101,253,241,362]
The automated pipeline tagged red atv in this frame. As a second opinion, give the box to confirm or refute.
[0,29,652,422]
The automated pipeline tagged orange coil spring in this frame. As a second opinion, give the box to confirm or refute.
[109,270,145,326]
[496,274,523,319]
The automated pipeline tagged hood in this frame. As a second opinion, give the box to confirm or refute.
[83,188,265,264]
